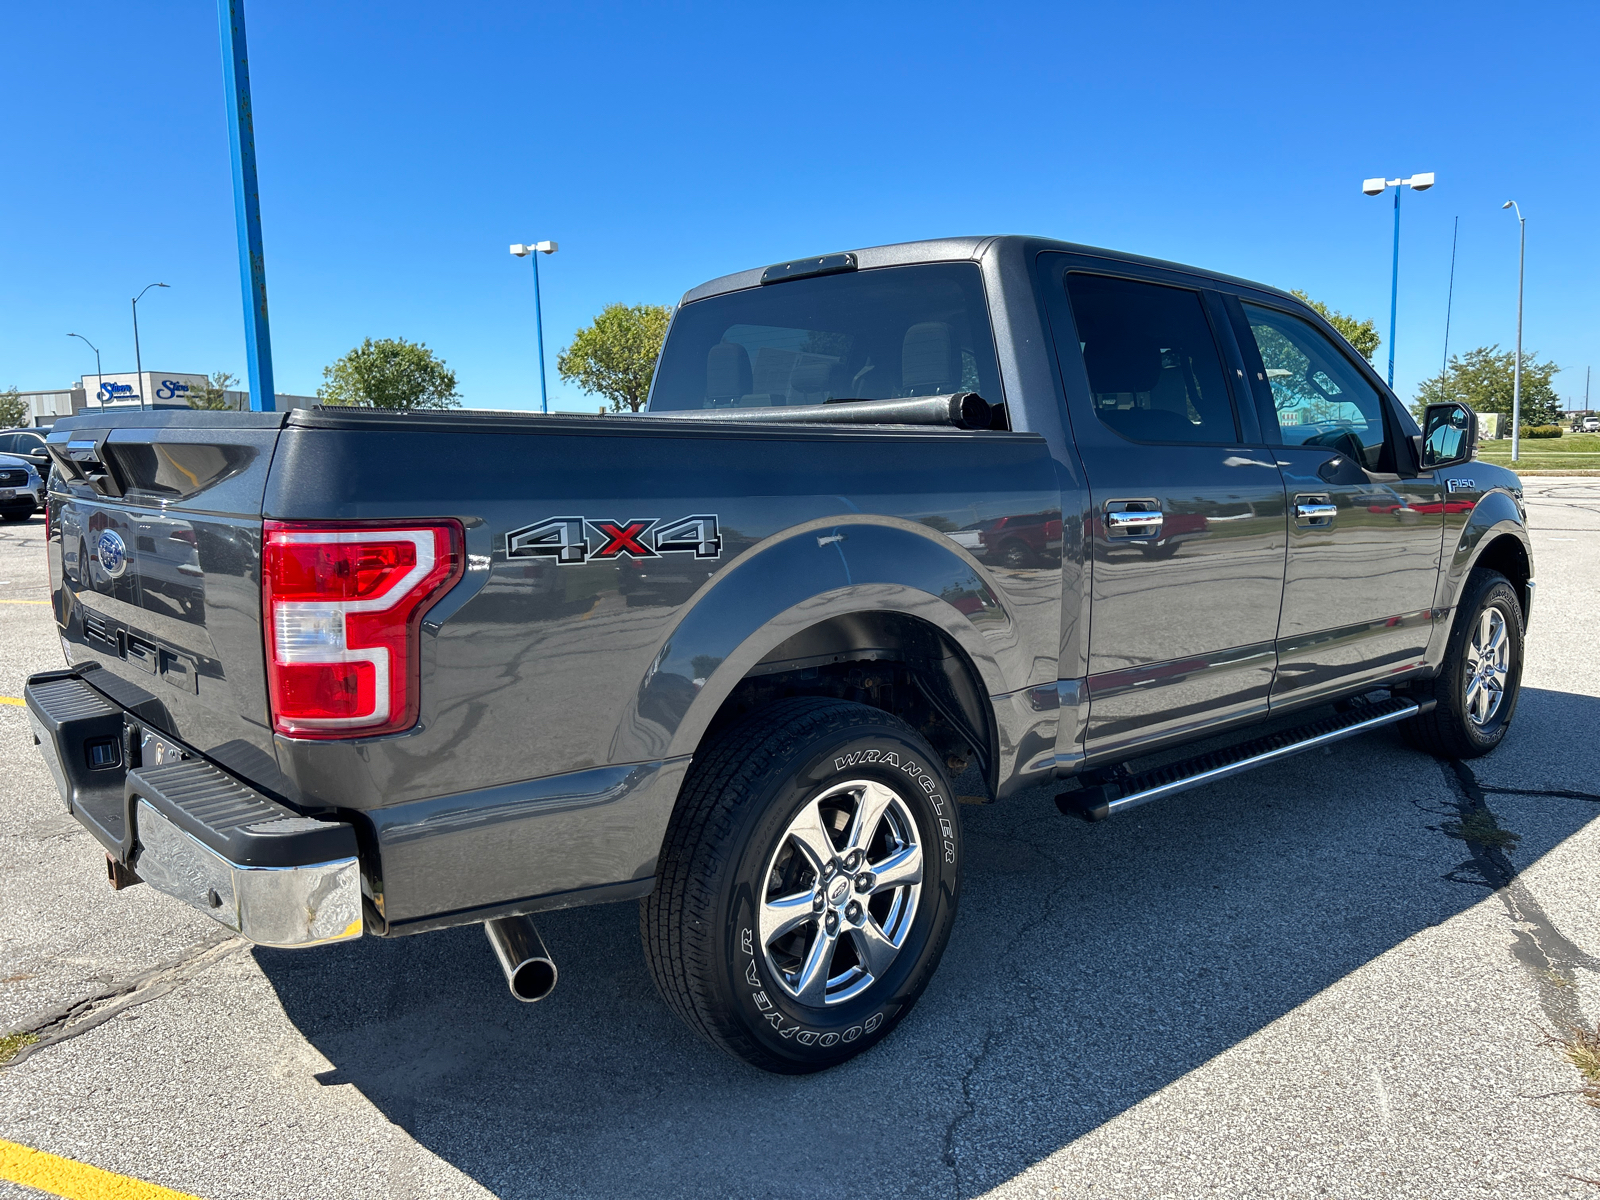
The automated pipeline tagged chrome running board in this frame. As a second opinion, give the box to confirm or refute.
[1056,695,1425,822]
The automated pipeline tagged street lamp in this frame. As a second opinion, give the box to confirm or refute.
[131,282,169,410]
[510,241,558,413]
[67,333,103,405]
[1362,172,1435,388]
[1502,201,1526,464]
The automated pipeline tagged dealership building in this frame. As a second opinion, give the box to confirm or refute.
[11,372,317,426]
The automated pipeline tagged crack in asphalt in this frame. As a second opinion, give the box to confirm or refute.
[1437,759,1600,1035]
[939,814,1084,1197]
[1479,785,1600,804]
[2,936,245,1068]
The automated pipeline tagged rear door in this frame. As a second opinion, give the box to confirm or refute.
[1040,255,1288,759]
[1224,295,1445,704]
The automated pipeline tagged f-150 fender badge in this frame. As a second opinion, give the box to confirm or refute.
[506,514,721,565]
[1445,478,1476,493]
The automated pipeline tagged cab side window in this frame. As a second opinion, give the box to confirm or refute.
[1064,273,1238,445]
[1241,303,1390,469]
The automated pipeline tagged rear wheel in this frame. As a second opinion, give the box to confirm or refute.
[642,697,962,1073]
[1403,568,1523,759]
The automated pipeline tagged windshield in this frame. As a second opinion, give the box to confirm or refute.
[648,263,1003,412]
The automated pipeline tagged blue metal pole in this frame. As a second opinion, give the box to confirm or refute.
[532,250,548,414]
[1387,185,1401,388]
[217,0,275,413]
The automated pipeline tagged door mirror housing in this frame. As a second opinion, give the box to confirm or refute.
[1420,402,1476,469]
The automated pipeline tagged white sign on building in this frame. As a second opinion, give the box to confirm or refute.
[78,372,213,408]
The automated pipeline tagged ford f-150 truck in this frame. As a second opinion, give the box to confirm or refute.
[25,236,1531,1073]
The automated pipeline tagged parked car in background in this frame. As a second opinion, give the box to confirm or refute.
[1581,415,1600,433]
[0,428,52,478]
[0,452,47,521]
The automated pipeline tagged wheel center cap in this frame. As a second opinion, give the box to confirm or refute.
[828,877,851,906]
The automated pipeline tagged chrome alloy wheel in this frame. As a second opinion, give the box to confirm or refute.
[758,779,924,1007]
[1464,606,1511,727]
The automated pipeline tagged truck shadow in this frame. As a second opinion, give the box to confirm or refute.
[255,685,1600,1200]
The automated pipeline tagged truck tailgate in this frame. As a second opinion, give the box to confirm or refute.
[45,412,289,790]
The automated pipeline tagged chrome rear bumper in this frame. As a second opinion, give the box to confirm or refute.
[132,799,363,948]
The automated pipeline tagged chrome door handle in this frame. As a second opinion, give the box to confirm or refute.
[1295,501,1337,526]
[1106,510,1163,534]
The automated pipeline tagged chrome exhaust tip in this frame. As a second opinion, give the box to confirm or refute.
[484,915,558,1002]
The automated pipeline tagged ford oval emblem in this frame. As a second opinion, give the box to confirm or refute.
[97,530,129,579]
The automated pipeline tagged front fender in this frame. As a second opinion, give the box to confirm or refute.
[608,517,1038,764]
[1436,488,1529,616]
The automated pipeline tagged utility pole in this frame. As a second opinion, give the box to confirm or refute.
[131,283,169,410]
[1502,201,1526,463]
[218,0,275,412]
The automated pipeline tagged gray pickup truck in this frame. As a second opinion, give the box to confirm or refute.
[26,236,1531,1073]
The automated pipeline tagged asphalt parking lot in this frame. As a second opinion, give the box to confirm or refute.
[2,479,1597,1200]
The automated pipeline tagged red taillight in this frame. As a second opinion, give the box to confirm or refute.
[262,521,463,739]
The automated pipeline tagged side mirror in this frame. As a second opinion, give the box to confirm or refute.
[1420,402,1476,469]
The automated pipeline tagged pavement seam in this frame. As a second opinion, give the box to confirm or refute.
[2,937,246,1069]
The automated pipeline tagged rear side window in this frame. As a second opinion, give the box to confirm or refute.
[1241,302,1387,466]
[649,263,1002,411]
[1064,273,1237,444]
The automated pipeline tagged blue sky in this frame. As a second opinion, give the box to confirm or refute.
[3,0,1596,412]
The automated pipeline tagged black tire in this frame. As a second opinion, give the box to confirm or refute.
[1403,568,1524,759]
[642,697,962,1073]
[0,509,31,523]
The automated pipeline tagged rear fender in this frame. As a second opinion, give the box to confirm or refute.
[609,518,1024,766]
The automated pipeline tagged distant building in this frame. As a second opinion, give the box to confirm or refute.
[10,372,317,426]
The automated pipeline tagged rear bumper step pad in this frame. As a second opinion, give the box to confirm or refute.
[1057,695,1426,822]
[25,671,364,948]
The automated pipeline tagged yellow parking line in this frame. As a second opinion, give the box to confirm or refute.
[0,1137,204,1199]
[0,697,23,707]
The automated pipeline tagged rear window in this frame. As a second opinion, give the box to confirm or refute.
[648,263,1003,411]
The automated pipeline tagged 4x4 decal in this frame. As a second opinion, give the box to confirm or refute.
[507,514,721,565]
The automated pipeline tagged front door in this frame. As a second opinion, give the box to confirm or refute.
[1226,296,1445,705]
[1041,259,1288,760]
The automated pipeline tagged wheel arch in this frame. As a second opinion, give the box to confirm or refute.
[1439,489,1532,623]
[609,519,1032,785]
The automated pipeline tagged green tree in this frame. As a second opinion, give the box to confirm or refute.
[1413,345,1562,426]
[186,371,238,411]
[318,338,461,409]
[557,303,673,413]
[0,386,26,428]
[1290,290,1381,362]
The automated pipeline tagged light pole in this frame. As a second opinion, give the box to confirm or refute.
[67,333,103,405]
[131,282,169,410]
[1362,172,1435,388]
[510,241,558,413]
[1502,201,1526,464]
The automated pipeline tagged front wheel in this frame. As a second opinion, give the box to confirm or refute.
[1403,568,1524,759]
[0,509,31,523]
[642,698,962,1073]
